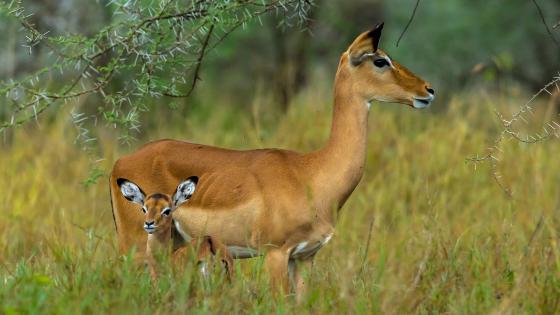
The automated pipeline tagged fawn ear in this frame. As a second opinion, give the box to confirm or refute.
[172,176,198,208]
[117,178,145,206]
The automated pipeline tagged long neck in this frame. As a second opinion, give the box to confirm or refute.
[310,60,369,216]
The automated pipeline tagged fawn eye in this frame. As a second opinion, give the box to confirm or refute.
[161,208,171,216]
[373,58,389,68]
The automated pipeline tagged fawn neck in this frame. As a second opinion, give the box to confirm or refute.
[146,226,172,254]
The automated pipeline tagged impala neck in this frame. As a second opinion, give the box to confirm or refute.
[312,58,369,217]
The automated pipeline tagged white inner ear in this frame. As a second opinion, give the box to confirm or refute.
[119,181,145,205]
[173,179,196,208]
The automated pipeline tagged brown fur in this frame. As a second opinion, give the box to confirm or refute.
[110,26,433,296]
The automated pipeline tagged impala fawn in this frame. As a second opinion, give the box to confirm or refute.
[117,176,234,281]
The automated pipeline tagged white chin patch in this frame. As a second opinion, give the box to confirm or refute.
[412,96,433,109]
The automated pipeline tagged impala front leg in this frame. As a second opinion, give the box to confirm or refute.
[292,258,314,303]
[264,248,290,294]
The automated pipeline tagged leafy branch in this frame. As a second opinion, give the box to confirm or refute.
[0,0,314,144]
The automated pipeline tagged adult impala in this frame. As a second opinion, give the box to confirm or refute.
[110,23,434,296]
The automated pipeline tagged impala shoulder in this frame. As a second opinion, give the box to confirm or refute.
[111,155,130,177]
[137,138,178,149]
[254,148,302,162]
[135,138,186,154]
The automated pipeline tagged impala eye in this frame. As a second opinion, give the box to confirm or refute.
[161,208,171,216]
[142,206,147,214]
[373,58,389,68]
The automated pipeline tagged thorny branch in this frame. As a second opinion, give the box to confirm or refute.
[466,0,559,195]
[467,74,560,196]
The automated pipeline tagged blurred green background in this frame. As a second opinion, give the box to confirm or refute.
[1,0,558,114]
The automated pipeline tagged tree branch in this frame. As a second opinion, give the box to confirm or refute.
[164,24,214,98]
[531,0,560,48]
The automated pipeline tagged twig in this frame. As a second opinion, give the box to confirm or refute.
[359,216,375,275]
[162,0,285,98]
[411,234,432,289]
[0,259,16,278]
[70,221,109,242]
[402,232,433,313]
[531,0,560,47]
[491,213,545,315]
[164,24,214,98]
[396,0,420,47]
[523,213,545,258]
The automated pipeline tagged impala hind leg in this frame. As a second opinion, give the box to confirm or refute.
[264,248,290,294]
[172,245,194,275]
[208,237,235,282]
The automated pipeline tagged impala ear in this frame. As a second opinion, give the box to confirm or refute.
[368,22,384,52]
[349,22,384,66]
[117,178,145,206]
[172,176,198,208]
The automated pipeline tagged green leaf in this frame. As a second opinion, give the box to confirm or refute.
[82,167,105,187]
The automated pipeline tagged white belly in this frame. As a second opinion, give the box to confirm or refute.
[174,221,333,260]
[226,246,260,258]
[174,220,259,258]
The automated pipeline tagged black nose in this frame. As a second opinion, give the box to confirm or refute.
[426,87,435,95]
[145,221,154,226]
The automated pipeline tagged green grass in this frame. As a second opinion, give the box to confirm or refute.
[2,83,560,314]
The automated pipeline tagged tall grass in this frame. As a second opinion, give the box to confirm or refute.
[1,83,560,314]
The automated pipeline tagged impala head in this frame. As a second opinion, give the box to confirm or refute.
[343,22,434,109]
[117,177,198,234]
